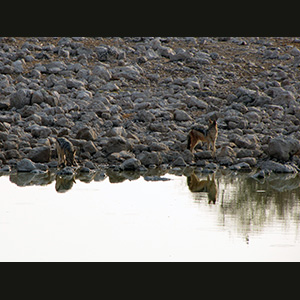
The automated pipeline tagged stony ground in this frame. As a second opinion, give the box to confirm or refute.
[1,37,300,176]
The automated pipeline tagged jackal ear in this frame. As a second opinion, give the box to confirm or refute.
[73,150,76,156]
[209,119,213,124]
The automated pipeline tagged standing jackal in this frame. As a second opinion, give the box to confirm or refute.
[56,137,77,168]
[187,119,218,156]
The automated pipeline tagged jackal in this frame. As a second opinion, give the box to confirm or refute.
[56,137,77,168]
[187,119,218,157]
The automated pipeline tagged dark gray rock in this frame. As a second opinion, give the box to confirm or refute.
[268,136,300,162]
[92,65,112,81]
[31,125,52,138]
[103,136,132,155]
[76,127,97,141]
[17,158,37,172]
[82,141,98,154]
[171,156,187,167]
[137,151,162,167]
[57,166,75,176]
[120,158,141,171]
[174,110,192,122]
[10,89,33,109]
[27,146,51,163]
[229,162,252,171]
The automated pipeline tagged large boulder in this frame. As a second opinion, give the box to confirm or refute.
[120,158,141,171]
[137,151,162,167]
[103,136,132,155]
[10,89,33,109]
[31,125,52,138]
[27,146,51,163]
[76,127,97,141]
[17,158,37,172]
[268,136,300,161]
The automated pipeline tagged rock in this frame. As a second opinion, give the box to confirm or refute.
[137,110,156,122]
[31,125,52,138]
[137,151,162,167]
[217,145,236,158]
[194,150,213,160]
[5,149,21,159]
[10,89,33,109]
[229,162,252,171]
[239,157,257,167]
[230,134,258,150]
[57,166,75,176]
[157,46,176,59]
[290,47,300,56]
[100,82,120,92]
[44,61,67,73]
[17,158,37,172]
[149,142,169,152]
[84,161,96,169]
[120,158,141,171]
[31,89,60,107]
[203,162,219,171]
[174,110,192,122]
[103,136,132,155]
[268,136,300,161]
[111,66,142,82]
[193,51,212,64]
[12,59,25,73]
[66,78,85,89]
[92,65,112,81]
[0,97,10,110]
[27,146,51,163]
[171,156,187,167]
[184,96,208,109]
[76,127,97,141]
[82,141,98,154]
[170,48,191,61]
[95,46,109,61]
[0,165,11,172]
[78,166,92,173]
[106,127,127,138]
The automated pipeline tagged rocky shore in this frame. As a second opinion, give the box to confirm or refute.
[1,37,300,177]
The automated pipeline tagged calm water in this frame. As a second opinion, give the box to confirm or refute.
[1,168,300,262]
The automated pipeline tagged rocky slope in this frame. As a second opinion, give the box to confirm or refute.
[1,37,300,174]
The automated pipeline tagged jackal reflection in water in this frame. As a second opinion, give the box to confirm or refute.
[55,174,76,193]
[187,172,218,204]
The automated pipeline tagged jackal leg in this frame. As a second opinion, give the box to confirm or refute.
[211,141,216,157]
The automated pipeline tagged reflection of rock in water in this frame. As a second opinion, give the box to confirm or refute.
[219,172,300,240]
[55,174,76,193]
[9,171,53,187]
[106,169,141,183]
[267,173,300,192]
[187,172,218,204]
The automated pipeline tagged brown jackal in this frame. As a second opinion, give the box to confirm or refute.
[187,119,218,157]
[56,137,77,168]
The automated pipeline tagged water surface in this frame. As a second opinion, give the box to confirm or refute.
[1,168,300,262]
